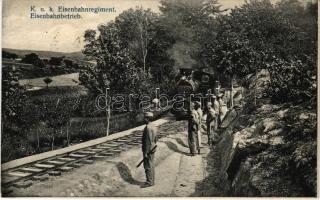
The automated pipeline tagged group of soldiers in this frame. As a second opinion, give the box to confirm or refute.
[140,93,228,188]
[187,94,227,156]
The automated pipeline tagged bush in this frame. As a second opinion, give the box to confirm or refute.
[267,58,316,104]
[281,105,317,196]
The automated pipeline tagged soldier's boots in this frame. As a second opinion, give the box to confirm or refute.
[141,182,154,188]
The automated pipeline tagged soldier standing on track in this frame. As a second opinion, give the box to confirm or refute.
[187,102,199,156]
[195,101,203,154]
[141,112,158,188]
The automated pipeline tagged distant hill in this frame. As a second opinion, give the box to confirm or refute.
[2,48,85,60]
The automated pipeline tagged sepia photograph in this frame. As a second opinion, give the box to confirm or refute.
[1,0,318,197]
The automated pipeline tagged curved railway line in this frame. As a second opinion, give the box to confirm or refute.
[1,119,184,193]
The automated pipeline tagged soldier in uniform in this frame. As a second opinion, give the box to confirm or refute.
[195,101,203,154]
[218,93,228,127]
[141,112,158,187]
[213,96,220,112]
[187,102,199,156]
[216,93,223,128]
[212,95,220,127]
[206,101,220,145]
[206,102,215,145]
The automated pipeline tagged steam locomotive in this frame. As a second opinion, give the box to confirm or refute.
[171,68,220,119]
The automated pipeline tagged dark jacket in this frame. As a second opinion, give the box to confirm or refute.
[142,123,157,157]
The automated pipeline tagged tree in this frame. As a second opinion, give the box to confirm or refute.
[202,0,317,105]
[21,53,45,67]
[41,98,72,150]
[2,51,18,59]
[20,101,42,151]
[115,7,158,74]
[115,7,178,88]
[159,0,222,70]
[2,66,27,128]
[64,59,74,68]
[80,22,153,134]
[267,57,316,103]
[43,77,53,89]
[49,57,64,66]
[81,23,147,96]
[147,20,177,86]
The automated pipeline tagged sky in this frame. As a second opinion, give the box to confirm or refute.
[2,0,253,53]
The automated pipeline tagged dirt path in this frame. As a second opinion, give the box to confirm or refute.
[8,120,223,197]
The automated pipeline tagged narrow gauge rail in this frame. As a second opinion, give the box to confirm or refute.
[1,120,181,191]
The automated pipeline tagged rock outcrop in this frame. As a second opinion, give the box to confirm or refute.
[216,103,316,197]
[212,69,316,197]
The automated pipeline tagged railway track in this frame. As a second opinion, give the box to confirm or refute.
[1,119,185,193]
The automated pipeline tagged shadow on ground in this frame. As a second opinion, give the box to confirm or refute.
[175,138,189,148]
[191,145,226,197]
[164,141,190,156]
[116,162,144,186]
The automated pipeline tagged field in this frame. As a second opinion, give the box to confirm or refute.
[2,72,88,163]
[3,71,164,163]
[19,73,80,89]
